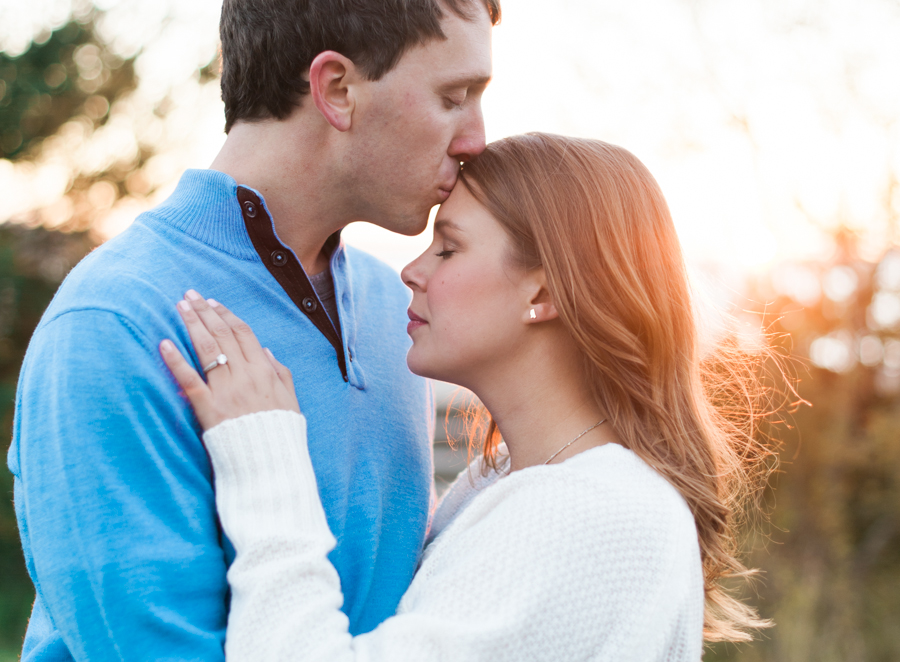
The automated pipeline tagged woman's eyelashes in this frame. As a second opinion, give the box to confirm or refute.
[436,249,455,259]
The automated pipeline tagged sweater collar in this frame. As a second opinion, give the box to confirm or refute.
[148,169,260,261]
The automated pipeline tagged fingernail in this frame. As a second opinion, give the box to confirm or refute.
[264,347,274,358]
[207,299,220,308]
[160,339,174,353]
[177,300,191,312]
[185,290,201,301]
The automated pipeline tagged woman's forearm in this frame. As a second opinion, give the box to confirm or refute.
[204,411,355,661]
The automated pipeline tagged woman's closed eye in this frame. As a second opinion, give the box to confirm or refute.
[436,249,455,259]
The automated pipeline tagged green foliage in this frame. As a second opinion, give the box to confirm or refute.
[0,17,137,160]
[0,9,144,650]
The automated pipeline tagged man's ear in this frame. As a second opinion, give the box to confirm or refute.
[308,51,357,132]
[521,268,560,324]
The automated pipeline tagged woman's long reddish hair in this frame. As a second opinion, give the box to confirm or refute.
[459,133,775,642]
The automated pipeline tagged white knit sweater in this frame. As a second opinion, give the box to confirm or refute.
[205,410,705,662]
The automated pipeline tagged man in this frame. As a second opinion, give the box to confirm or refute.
[8,0,499,658]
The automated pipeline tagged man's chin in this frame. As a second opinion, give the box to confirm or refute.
[384,213,431,237]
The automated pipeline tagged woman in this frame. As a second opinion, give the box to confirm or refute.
[160,133,773,661]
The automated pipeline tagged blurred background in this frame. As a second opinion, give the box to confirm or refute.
[1,0,898,659]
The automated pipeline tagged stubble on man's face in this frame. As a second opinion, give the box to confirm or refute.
[346,5,493,236]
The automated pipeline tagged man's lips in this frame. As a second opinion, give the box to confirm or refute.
[407,309,427,334]
[437,176,457,201]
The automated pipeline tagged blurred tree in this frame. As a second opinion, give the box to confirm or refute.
[1,8,179,236]
[680,0,900,656]
[707,232,900,662]
[0,10,143,654]
[0,19,136,160]
[0,3,218,651]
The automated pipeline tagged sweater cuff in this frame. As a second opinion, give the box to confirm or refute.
[203,410,333,552]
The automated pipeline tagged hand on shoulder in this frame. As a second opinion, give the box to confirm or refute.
[159,290,300,430]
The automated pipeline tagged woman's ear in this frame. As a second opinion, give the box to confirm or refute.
[522,269,560,324]
[308,51,357,132]
[524,299,559,323]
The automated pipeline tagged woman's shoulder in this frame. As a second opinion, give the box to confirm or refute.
[433,443,697,553]
[402,446,704,662]
[561,443,692,511]
[551,443,698,543]
[456,443,699,561]
[413,443,702,624]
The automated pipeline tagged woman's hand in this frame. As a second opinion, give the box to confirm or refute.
[159,290,300,431]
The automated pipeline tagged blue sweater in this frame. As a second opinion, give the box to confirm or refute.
[7,170,434,661]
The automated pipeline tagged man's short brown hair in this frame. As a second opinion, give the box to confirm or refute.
[219,0,501,133]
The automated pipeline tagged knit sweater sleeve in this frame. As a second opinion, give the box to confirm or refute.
[205,411,703,662]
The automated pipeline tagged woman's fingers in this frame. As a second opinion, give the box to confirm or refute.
[264,347,297,393]
[178,291,243,373]
[171,292,303,428]
[207,299,269,366]
[159,339,216,426]
[203,300,300,415]
[205,301,297,411]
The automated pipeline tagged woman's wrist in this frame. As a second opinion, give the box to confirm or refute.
[203,410,333,552]
[203,408,306,440]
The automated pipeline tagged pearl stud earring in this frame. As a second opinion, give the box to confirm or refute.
[529,309,537,320]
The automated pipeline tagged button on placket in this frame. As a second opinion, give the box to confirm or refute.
[242,200,257,218]
[302,297,318,314]
[270,250,288,267]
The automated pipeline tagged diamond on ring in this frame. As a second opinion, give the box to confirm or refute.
[203,353,228,374]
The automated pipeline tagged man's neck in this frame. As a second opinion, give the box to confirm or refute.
[210,119,347,274]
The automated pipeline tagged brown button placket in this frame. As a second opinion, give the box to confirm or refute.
[237,187,349,382]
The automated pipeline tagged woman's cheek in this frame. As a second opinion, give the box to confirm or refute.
[429,269,467,320]
[433,259,505,339]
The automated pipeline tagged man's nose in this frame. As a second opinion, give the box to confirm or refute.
[448,105,486,163]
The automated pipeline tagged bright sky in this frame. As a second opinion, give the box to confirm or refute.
[2,0,899,276]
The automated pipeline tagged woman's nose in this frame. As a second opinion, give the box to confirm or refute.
[401,253,429,292]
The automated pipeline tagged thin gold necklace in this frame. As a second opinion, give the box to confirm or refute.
[543,419,607,465]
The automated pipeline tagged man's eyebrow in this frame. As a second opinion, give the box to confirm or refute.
[434,219,464,234]
[439,74,492,91]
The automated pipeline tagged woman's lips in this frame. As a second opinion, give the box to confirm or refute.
[407,309,427,335]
